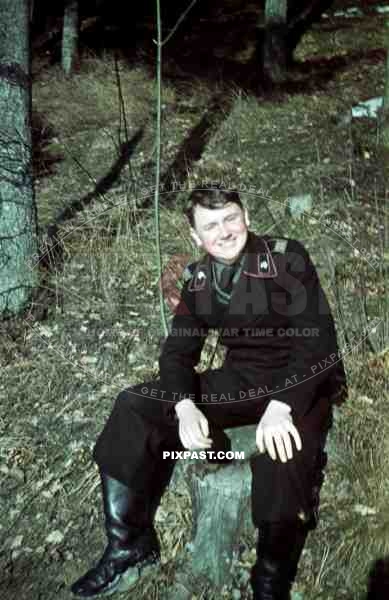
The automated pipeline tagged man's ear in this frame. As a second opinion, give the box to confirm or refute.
[244,208,250,228]
[190,228,203,248]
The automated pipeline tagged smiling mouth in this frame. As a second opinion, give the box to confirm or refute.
[220,239,236,247]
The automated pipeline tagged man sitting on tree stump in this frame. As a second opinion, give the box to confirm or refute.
[71,184,348,599]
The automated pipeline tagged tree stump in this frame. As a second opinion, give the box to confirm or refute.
[179,425,259,588]
[165,411,339,599]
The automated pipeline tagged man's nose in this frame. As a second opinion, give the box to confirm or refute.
[218,223,231,238]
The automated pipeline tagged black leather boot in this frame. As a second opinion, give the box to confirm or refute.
[250,520,310,600]
[71,472,160,598]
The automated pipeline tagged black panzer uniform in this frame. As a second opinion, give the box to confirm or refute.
[93,230,348,529]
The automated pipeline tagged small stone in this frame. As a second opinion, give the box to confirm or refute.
[10,535,23,549]
[351,97,383,119]
[286,194,313,218]
[45,530,64,544]
[353,504,376,516]
[358,395,373,405]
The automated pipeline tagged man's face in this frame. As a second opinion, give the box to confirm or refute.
[190,202,250,264]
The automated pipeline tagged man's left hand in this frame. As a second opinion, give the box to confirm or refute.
[256,400,302,463]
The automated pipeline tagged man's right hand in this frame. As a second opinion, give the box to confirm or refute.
[256,399,302,462]
[175,399,213,450]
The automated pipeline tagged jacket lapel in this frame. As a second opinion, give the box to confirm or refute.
[187,257,216,322]
[186,232,278,327]
[223,232,278,327]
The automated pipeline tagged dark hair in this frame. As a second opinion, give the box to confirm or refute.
[184,184,244,228]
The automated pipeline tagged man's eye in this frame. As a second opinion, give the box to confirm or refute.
[226,214,238,221]
[205,224,216,231]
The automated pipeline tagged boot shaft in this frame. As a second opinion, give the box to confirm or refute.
[70,472,161,598]
[251,520,309,600]
[101,472,153,543]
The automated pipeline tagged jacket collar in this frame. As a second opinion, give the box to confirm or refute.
[242,231,278,278]
[188,231,277,292]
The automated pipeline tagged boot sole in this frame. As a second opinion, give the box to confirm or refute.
[116,554,160,593]
[73,554,161,598]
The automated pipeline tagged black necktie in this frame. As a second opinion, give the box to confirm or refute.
[219,265,235,292]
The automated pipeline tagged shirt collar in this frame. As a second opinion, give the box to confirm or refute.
[188,231,278,292]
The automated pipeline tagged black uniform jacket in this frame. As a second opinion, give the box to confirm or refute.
[159,231,348,421]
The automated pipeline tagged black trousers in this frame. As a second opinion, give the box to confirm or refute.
[93,376,333,528]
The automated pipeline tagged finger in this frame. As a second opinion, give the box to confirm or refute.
[189,423,213,449]
[264,429,277,461]
[179,427,191,450]
[194,439,213,449]
[184,427,194,450]
[199,416,210,439]
[272,431,288,463]
[196,417,212,443]
[185,427,198,449]
[182,424,198,450]
[192,422,212,446]
[286,423,303,451]
[282,429,293,460]
[256,426,265,453]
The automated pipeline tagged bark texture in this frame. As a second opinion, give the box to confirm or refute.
[0,0,38,316]
[263,0,288,83]
[181,425,258,587]
[382,21,389,201]
[261,0,336,83]
[62,0,79,75]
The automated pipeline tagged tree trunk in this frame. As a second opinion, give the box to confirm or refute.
[286,0,335,60]
[260,0,336,85]
[62,0,79,75]
[263,0,289,84]
[382,22,389,201]
[0,0,38,316]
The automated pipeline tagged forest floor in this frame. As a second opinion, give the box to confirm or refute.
[1,0,389,599]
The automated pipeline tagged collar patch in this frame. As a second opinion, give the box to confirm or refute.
[273,239,288,254]
[243,238,278,278]
[260,256,269,272]
[188,267,208,291]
